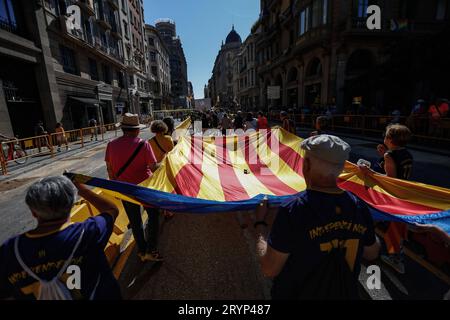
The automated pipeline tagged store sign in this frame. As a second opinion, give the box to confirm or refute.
[267,86,280,99]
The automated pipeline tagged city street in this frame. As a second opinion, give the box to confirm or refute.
[1,128,449,300]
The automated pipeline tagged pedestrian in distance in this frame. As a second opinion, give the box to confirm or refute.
[55,122,70,152]
[88,118,98,142]
[253,135,380,299]
[34,120,53,153]
[280,111,296,135]
[105,113,163,262]
[310,116,331,137]
[244,112,257,132]
[233,111,244,130]
[0,175,122,300]
[256,111,269,131]
[359,124,413,274]
[220,113,233,135]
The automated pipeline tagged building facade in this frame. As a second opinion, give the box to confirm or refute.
[208,26,242,110]
[145,24,171,110]
[236,33,259,111]
[155,19,189,109]
[254,0,450,114]
[123,0,150,115]
[0,0,59,138]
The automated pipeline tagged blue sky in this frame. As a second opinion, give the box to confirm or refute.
[144,0,260,99]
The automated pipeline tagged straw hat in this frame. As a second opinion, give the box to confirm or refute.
[116,113,146,129]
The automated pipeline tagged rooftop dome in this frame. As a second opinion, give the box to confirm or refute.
[225,25,242,44]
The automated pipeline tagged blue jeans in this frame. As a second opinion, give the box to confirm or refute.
[122,201,160,253]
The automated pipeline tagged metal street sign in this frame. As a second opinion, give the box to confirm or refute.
[267,86,280,99]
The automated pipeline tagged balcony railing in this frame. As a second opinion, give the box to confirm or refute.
[107,0,120,10]
[0,17,21,36]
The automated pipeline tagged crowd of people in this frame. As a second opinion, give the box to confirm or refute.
[0,111,449,301]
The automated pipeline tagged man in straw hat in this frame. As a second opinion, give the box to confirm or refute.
[253,134,380,299]
[105,113,163,262]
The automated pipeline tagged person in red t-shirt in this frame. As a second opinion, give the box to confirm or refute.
[257,111,269,130]
[105,113,162,262]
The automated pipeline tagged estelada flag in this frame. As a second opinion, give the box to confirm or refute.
[74,120,450,234]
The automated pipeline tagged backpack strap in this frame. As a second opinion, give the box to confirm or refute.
[14,228,85,282]
[115,141,145,179]
[151,136,167,154]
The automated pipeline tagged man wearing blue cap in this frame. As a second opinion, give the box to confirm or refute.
[253,134,381,299]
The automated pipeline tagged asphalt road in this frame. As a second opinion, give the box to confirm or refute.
[0,127,449,300]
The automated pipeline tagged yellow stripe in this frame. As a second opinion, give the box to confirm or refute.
[197,137,226,201]
[229,136,274,198]
[143,136,192,193]
[251,129,306,192]
[340,162,450,211]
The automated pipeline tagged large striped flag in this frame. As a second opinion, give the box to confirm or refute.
[74,119,450,234]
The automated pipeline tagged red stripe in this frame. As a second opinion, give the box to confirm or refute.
[174,137,204,197]
[215,137,250,201]
[338,179,441,215]
[267,130,303,174]
[240,133,298,196]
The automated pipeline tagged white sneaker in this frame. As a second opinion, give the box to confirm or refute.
[381,254,405,274]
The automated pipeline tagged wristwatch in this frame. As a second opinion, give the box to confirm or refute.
[254,220,268,229]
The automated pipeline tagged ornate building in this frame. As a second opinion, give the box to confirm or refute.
[254,0,450,114]
[208,26,242,110]
[236,33,259,111]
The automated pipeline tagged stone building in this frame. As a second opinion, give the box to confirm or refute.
[254,0,450,114]
[209,25,242,110]
[145,24,171,110]
[236,33,259,111]
[123,0,150,114]
[155,19,189,109]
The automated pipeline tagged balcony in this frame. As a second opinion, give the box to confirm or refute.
[294,25,331,54]
[96,11,112,30]
[111,24,122,39]
[76,0,95,16]
[107,0,120,11]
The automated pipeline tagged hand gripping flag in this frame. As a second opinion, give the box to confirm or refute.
[71,120,450,235]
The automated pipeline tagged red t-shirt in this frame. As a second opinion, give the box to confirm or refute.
[257,116,268,130]
[105,136,157,185]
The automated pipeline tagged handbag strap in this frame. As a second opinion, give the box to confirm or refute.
[115,141,145,179]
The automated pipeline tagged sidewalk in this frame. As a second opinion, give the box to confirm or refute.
[0,129,120,181]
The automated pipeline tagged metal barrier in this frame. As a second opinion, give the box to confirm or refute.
[0,123,118,175]
[267,112,450,147]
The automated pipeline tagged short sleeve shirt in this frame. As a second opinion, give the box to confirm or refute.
[0,214,122,300]
[268,190,376,299]
[105,136,157,185]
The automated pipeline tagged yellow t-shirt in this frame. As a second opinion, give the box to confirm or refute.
[149,134,174,163]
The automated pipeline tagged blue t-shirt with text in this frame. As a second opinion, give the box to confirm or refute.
[0,213,122,300]
[268,190,376,299]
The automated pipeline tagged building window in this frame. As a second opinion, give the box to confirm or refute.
[123,20,129,38]
[60,45,77,75]
[151,66,157,76]
[148,37,154,46]
[322,0,329,24]
[299,7,310,36]
[150,51,156,62]
[89,58,99,80]
[436,0,448,20]
[102,64,111,84]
